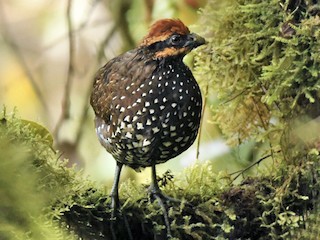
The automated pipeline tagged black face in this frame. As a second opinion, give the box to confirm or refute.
[147,33,205,54]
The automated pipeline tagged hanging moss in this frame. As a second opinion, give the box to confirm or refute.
[194,0,320,145]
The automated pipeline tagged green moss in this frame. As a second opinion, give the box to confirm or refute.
[0,107,319,239]
[195,0,320,145]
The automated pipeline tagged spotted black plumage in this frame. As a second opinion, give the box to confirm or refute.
[90,18,205,238]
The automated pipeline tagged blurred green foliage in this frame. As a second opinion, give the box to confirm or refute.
[0,109,76,240]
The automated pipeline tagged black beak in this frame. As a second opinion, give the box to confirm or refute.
[184,33,206,49]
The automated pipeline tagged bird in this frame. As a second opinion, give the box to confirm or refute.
[90,18,205,238]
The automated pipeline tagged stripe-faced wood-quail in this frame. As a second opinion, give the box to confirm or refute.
[90,18,205,238]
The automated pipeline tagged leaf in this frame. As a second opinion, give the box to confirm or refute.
[21,119,54,146]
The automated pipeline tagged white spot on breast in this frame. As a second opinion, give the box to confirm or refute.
[112,96,118,100]
[183,112,187,117]
[163,142,172,147]
[125,132,132,139]
[120,96,126,100]
[123,115,130,122]
[137,110,142,115]
[126,144,133,149]
[132,116,138,122]
[125,86,130,90]
[183,136,190,142]
[163,97,167,102]
[142,107,147,112]
[176,73,180,78]
[152,116,157,121]
[140,84,145,88]
[152,75,155,79]
[145,102,150,107]
[149,89,153,94]
[143,139,151,147]
[179,96,183,100]
[171,132,177,137]
[170,126,176,131]
[160,105,165,110]
[171,103,177,108]
[152,127,160,133]
[120,107,125,112]
[159,76,162,80]
[148,81,152,86]
[175,137,183,142]
[137,122,144,129]
[136,134,144,140]
[154,98,159,103]
[146,119,152,125]
[120,121,126,129]
[162,123,168,128]
[173,81,176,85]
[142,92,147,97]
[149,109,155,114]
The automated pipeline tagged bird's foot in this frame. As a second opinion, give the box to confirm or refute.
[148,187,184,239]
[109,196,133,240]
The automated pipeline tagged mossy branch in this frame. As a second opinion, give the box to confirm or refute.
[0,110,319,239]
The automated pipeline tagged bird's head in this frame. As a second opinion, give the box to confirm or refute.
[140,19,206,59]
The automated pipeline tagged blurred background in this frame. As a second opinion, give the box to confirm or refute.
[0,0,254,186]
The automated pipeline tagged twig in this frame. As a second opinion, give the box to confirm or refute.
[53,0,75,140]
[230,149,282,182]
[0,1,48,116]
[97,23,117,61]
[74,22,119,147]
[196,82,209,161]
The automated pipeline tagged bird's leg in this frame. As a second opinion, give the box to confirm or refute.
[109,162,133,240]
[110,162,122,218]
[148,164,178,238]
[149,164,181,204]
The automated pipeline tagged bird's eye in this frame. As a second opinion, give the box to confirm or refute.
[170,34,181,45]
